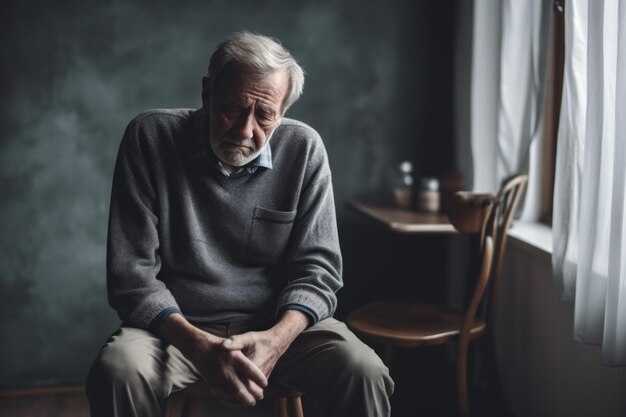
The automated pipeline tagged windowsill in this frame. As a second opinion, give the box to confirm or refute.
[508,221,552,263]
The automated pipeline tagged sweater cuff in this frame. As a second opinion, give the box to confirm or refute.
[278,303,319,326]
[276,288,335,324]
[148,307,182,332]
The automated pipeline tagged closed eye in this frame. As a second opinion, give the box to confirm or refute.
[256,108,278,124]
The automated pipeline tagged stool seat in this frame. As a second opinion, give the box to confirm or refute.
[164,381,304,417]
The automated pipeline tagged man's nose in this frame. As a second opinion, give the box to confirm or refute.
[233,111,255,140]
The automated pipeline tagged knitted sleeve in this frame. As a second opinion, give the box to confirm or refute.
[276,133,343,323]
[106,114,180,329]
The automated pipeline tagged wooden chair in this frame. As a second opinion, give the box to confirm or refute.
[164,382,304,417]
[478,174,528,406]
[347,192,498,417]
[347,174,529,416]
[486,174,529,318]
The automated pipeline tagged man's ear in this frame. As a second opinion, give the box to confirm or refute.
[201,76,211,109]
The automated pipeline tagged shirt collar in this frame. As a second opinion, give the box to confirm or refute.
[216,144,273,177]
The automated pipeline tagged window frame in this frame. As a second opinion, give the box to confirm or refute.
[539,0,565,225]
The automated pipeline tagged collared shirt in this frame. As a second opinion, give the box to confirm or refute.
[189,109,274,178]
[215,144,273,177]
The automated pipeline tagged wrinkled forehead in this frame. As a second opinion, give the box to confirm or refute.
[211,63,290,108]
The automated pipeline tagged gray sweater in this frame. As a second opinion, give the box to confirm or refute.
[107,109,342,329]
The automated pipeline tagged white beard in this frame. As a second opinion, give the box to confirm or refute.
[210,128,276,167]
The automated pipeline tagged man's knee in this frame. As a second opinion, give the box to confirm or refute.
[87,339,160,392]
[332,338,393,390]
[310,336,394,416]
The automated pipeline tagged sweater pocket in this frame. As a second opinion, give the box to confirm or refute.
[247,206,297,262]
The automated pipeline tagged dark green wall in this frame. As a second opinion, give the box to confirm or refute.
[0,0,457,387]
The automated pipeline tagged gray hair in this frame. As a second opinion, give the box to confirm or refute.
[208,32,305,112]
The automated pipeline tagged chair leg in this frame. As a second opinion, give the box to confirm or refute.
[457,341,470,417]
[275,395,304,417]
[276,397,288,417]
[289,395,304,417]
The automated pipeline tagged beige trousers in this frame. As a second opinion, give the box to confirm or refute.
[86,318,393,417]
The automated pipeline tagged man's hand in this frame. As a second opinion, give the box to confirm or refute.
[221,310,310,377]
[189,332,268,406]
[221,330,283,377]
[156,313,268,406]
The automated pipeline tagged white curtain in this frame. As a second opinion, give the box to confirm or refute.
[552,0,626,365]
[466,0,551,194]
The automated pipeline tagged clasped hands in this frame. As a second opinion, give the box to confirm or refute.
[189,329,283,407]
[162,310,308,407]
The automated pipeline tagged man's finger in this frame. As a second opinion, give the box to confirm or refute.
[221,333,252,350]
[230,350,268,388]
[222,367,257,406]
[240,370,265,401]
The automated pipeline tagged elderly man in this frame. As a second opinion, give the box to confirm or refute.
[86,32,393,417]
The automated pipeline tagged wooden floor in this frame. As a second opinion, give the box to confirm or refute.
[0,385,276,417]
[0,386,89,417]
[0,378,512,417]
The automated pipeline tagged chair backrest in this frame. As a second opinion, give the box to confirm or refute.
[447,175,528,327]
[447,192,498,342]
[485,174,529,319]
